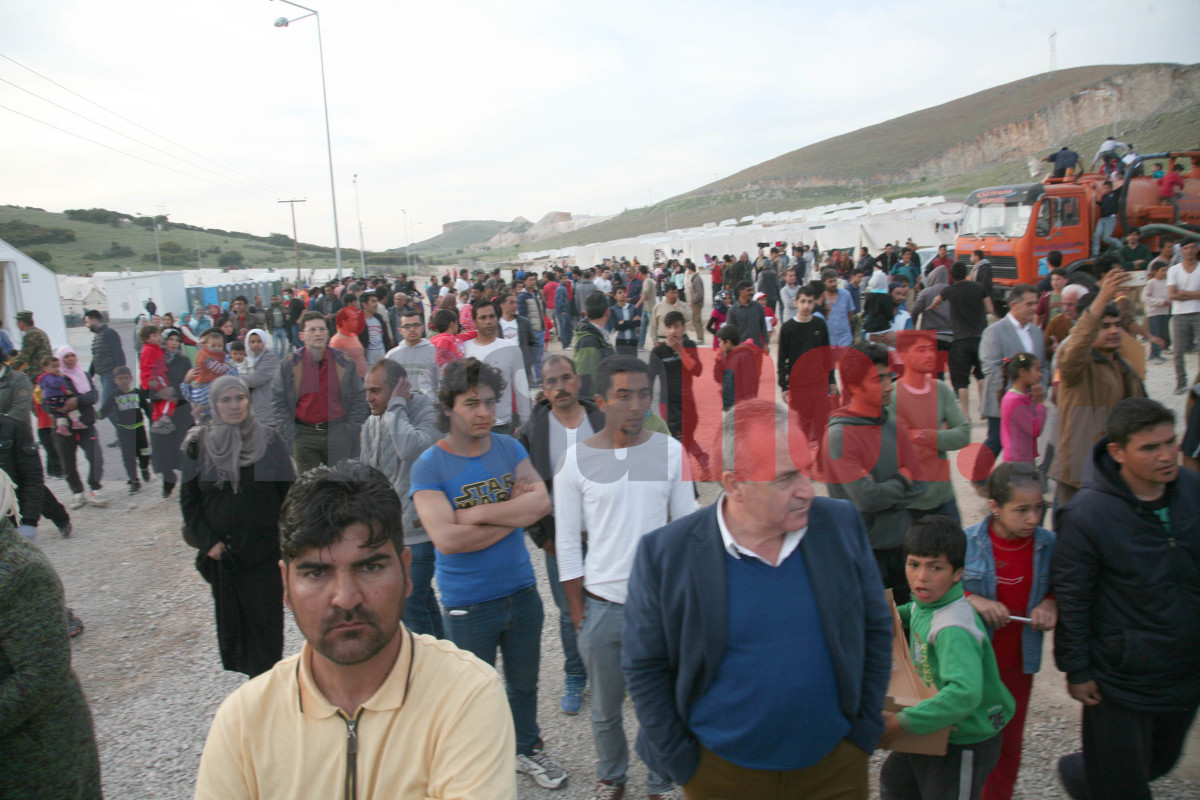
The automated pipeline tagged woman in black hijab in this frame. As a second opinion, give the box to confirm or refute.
[181,375,295,677]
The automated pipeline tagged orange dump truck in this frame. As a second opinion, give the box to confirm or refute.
[955,150,1200,286]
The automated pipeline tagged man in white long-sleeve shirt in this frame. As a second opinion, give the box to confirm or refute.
[554,355,695,799]
[463,299,531,436]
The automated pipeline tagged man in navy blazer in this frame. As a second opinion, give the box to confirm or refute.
[623,400,892,796]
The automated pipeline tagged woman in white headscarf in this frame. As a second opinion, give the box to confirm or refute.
[53,346,107,509]
[240,328,278,425]
[180,375,294,677]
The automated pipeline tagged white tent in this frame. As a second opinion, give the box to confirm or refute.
[0,238,69,350]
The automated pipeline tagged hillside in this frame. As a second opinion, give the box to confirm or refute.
[405,219,509,254]
[522,63,1200,253]
[0,206,418,275]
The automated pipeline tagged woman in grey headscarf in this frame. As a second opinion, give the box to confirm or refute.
[180,375,294,677]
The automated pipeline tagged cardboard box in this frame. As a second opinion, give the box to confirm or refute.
[884,589,949,756]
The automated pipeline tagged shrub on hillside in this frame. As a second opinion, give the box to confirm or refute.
[0,220,76,246]
[64,208,126,226]
[218,250,245,267]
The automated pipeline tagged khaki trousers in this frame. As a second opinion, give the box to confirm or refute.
[684,739,867,800]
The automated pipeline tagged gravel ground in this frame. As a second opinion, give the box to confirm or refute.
[30,322,1200,799]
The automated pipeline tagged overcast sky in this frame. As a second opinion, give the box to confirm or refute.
[3,0,1198,250]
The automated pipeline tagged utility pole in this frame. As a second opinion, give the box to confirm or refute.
[194,231,202,269]
[403,209,411,269]
[278,199,307,284]
[352,174,367,279]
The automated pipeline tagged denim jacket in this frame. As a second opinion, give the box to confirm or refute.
[961,516,1056,674]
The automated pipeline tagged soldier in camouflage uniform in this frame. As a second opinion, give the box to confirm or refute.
[11,310,53,381]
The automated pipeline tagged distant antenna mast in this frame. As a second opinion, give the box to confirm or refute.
[1049,31,1057,73]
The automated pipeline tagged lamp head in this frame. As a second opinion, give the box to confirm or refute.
[274,16,290,27]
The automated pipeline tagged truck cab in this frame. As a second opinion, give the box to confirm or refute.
[955,182,1090,285]
[956,150,1199,286]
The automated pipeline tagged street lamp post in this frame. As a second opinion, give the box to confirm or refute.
[352,173,366,278]
[272,0,344,280]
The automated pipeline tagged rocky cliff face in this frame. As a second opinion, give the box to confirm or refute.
[738,64,1200,193]
[898,63,1200,183]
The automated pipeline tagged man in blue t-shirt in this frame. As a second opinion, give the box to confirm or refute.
[410,357,568,792]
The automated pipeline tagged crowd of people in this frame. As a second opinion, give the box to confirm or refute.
[1,243,1199,800]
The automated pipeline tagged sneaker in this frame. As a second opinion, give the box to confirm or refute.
[141,467,153,483]
[647,790,683,800]
[70,493,85,510]
[589,779,625,800]
[561,675,586,715]
[128,481,141,495]
[516,740,568,790]
[1150,356,1167,365]
[150,416,176,434]
[162,481,175,499]
[85,490,108,507]
[57,520,72,538]
[106,440,120,448]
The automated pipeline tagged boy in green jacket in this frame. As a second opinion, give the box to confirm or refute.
[880,515,1015,800]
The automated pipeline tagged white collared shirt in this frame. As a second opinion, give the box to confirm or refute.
[1007,313,1034,352]
[715,493,807,567]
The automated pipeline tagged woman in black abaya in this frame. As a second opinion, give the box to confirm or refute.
[181,375,294,677]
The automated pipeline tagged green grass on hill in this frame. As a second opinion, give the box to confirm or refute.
[0,206,422,276]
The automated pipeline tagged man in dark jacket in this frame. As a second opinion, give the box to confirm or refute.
[821,343,926,603]
[0,412,71,539]
[623,400,891,791]
[518,354,605,715]
[726,280,767,349]
[270,311,367,475]
[85,309,126,440]
[573,293,614,398]
[356,291,396,366]
[1053,397,1200,800]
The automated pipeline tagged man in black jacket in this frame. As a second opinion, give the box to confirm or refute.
[356,290,396,367]
[1053,397,1200,800]
[517,354,605,715]
[0,413,71,540]
[85,310,125,435]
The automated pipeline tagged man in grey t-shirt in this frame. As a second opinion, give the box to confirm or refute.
[385,307,439,395]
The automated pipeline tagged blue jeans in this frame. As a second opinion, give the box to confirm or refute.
[442,585,544,755]
[984,415,1003,458]
[578,597,673,793]
[637,307,650,348]
[291,324,303,348]
[1092,215,1121,254]
[271,327,290,355]
[1149,314,1170,359]
[543,552,585,679]
[530,333,545,385]
[556,311,573,349]
[912,497,962,525]
[402,541,443,638]
[97,372,118,435]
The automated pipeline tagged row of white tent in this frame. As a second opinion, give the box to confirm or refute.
[520,196,964,267]
[57,266,366,318]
